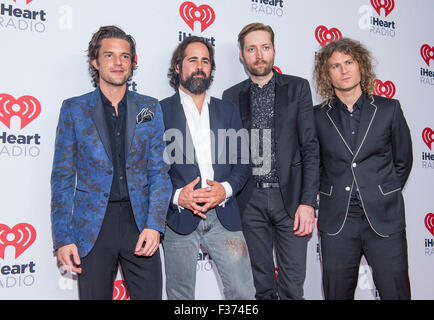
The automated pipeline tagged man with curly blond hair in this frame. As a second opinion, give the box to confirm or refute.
[313,37,412,300]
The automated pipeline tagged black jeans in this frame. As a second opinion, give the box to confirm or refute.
[320,206,411,300]
[241,188,308,300]
[78,201,162,300]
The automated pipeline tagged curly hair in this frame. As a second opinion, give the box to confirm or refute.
[168,36,216,90]
[87,25,137,87]
[313,37,376,103]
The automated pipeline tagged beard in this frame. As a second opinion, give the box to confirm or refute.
[180,71,213,94]
[245,59,274,77]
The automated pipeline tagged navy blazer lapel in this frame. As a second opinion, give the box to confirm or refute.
[326,100,353,156]
[171,92,197,166]
[208,97,224,166]
[125,90,139,159]
[354,95,377,158]
[89,87,113,163]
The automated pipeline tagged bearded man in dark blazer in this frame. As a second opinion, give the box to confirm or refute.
[222,23,320,300]
[312,37,412,300]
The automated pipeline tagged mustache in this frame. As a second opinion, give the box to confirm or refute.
[192,71,207,77]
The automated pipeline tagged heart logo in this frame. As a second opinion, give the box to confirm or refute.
[422,127,433,150]
[371,0,395,17]
[179,1,215,32]
[315,25,342,47]
[420,44,434,67]
[0,94,41,129]
[13,0,33,4]
[273,65,282,74]
[425,213,434,237]
[0,223,37,260]
[113,280,130,300]
[373,79,396,98]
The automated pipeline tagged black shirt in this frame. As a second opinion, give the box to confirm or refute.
[249,74,279,183]
[101,91,130,202]
[336,93,366,208]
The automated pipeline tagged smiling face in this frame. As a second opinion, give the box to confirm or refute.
[240,30,275,78]
[91,38,133,88]
[327,50,362,95]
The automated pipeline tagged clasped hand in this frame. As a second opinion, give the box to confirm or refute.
[178,177,226,219]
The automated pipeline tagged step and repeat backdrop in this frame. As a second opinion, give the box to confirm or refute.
[0,0,433,300]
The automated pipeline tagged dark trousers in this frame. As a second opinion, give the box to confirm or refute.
[320,206,411,300]
[78,201,162,300]
[241,188,308,300]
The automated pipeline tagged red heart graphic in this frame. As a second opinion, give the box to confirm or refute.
[13,0,33,4]
[371,0,395,17]
[420,44,434,67]
[315,25,342,47]
[179,1,215,32]
[0,223,37,260]
[425,213,434,237]
[373,79,396,98]
[113,280,130,300]
[0,94,41,129]
[422,128,433,150]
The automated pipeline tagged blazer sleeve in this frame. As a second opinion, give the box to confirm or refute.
[297,80,320,208]
[144,101,172,233]
[224,101,251,195]
[50,100,76,251]
[391,100,413,188]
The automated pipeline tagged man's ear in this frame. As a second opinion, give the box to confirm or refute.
[91,59,99,70]
[175,63,180,75]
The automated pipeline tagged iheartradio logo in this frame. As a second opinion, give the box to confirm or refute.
[370,0,395,17]
[420,44,434,67]
[13,0,33,4]
[373,79,396,98]
[422,128,433,151]
[113,280,130,300]
[425,213,434,237]
[0,94,41,129]
[0,223,36,260]
[315,25,342,47]
[179,1,215,32]
[273,66,282,74]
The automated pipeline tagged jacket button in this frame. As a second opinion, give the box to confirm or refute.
[352,163,357,167]
[345,187,351,191]
[104,193,109,197]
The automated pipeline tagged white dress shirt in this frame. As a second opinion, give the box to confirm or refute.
[173,88,232,211]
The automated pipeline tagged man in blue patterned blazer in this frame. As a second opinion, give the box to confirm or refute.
[50,26,171,300]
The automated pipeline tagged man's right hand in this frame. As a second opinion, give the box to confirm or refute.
[178,177,207,219]
[57,243,82,274]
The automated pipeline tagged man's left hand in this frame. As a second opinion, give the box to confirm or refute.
[192,179,226,213]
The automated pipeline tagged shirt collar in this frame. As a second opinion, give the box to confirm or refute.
[100,90,127,108]
[178,88,211,106]
[335,93,365,112]
[249,72,275,90]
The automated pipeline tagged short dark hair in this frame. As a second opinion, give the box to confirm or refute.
[238,22,275,50]
[167,36,216,90]
[87,25,137,87]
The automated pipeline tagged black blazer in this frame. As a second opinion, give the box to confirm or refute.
[314,94,413,237]
[160,92,250,234]
[222,71,320,219]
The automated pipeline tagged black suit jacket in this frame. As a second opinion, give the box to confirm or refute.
[222,72,320,219]
[314,94,413,237]
[160,91,250,234]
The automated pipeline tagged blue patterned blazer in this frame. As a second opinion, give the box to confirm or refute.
[50,87,172,257]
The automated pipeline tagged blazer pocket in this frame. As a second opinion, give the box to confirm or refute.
[378,180,401,196]
[319,183,333,196]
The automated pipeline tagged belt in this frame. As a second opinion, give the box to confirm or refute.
[256,181,280,189]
